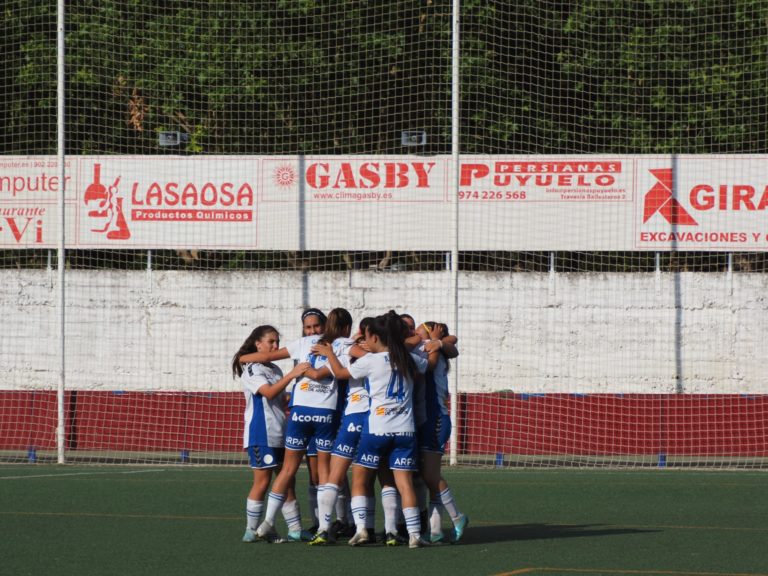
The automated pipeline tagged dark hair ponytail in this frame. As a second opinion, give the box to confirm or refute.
[231,325,279,379]
[320,308,353,345]
[369,310,416,380]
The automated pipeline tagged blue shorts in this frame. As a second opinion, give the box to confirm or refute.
[284,406,338,453]
[355,432,418,471]
[418,413,452,454]
[247,445,284,469]
[306,437,318,458]
[331,412,366,460]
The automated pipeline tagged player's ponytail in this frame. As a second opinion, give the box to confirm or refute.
[231,325,279,379]
[370,310,416,380]
[320,307,353,345]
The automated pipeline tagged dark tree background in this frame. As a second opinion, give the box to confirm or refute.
[3,0,767,156]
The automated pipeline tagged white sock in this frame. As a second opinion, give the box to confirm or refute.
[336,482,349,524]
[381,486,399,535]
[246,499,263,531]
[365,496,376,531]
[262,491,285,527]
[403,506,421,536]
[307,484,319,526]
[317,483,339,532]
[281,498,303,533]
[351,495,367,531]
[429,499,443,535]
[439,487,461,522]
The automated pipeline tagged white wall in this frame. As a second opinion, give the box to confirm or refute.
[2,269,767,394]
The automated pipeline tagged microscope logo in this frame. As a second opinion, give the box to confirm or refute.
[83,163,131,240]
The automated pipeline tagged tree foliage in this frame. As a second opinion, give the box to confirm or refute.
[2,0,767,156]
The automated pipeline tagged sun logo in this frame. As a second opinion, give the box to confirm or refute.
[376,407,386,416]
[274,165,297,187]
[300,382,310,391]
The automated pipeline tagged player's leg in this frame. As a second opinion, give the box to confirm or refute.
[391,434,429,548]
[243,446,275,542]
[256,447,304,539]
[377,464,402,544]
[305,439,320,532]
[348,463,376,545]
[310,453,352,544]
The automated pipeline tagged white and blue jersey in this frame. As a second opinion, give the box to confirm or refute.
[331,337,370,416]
[285,335,337,410]
[283,335,339,452]
[242,362,287,449]
[419,343,450,418]
[347,351,427,435]
[416,344,452,454]
[327,337,369,459]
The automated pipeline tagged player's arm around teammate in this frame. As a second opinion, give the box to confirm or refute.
[232,325,310,543]
[415,321,468,544]
[313,311,439,549]
[307,319,372,545]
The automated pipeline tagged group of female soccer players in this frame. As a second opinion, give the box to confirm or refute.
[232,308,468,549]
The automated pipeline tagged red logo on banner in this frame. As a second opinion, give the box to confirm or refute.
[274,165,297,187]
[643,168,697,226]
[83,163,131,240]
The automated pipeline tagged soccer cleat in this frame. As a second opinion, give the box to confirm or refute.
[385,532,407,546]
[347,528,369,546]
[429,532,446,544]
[308,530,331,546]
[408,534,430,549]
[330,520,356,539]
[255,521,278,542]
[242,529,259,543]
[453,513,469,543]
[286,529,314,542]
[329,519,351,540]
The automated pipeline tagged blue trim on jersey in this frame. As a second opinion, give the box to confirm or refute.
[247,393,268,447]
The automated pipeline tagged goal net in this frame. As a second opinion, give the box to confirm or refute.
[2,0,768,467]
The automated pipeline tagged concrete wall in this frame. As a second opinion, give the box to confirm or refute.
[2,269,767,394]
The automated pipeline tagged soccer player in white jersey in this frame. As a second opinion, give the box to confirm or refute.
[232,325,311,543]
[312,311,439,549]
[308,314,374,545]
[414,321,469,543]
[239,315,340,541]
[298,308,326,535]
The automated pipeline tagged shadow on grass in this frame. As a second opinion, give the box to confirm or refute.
[460,523,660,545]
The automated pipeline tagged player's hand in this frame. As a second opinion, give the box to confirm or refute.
[424,339,442,353]
[292,362,310,377]
[311,342,332,356]
[429,324,444,340]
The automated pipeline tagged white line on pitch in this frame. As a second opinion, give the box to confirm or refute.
[0,469,167,480]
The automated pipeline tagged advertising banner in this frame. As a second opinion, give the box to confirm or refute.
[1,155,764,251]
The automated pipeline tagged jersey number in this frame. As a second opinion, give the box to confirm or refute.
[386,372,405,403]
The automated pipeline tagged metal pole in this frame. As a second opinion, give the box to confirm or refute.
[448,0,460,466]
[56,0,66,464]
